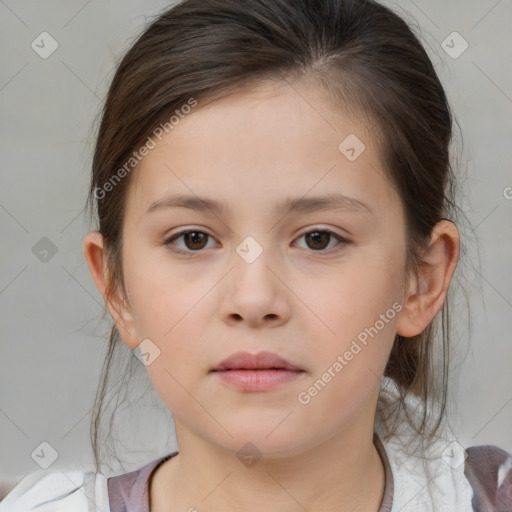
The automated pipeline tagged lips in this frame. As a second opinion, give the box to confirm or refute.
[211,351,302,372]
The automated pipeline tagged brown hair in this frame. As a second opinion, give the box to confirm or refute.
[85,0,472,473]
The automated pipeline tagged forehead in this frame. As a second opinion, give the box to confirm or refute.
[126,79,397,217]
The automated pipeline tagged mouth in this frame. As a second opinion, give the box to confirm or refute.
[210,351,305,391]
[211,350,303,372]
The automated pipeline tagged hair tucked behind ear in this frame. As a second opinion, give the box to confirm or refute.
[86,0,475,473]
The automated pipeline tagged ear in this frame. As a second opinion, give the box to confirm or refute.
[396,220,460,337]
[83,231,139,349]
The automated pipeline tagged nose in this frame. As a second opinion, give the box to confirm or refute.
[219,245,291,328]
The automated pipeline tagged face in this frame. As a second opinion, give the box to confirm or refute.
[106,79,410,457]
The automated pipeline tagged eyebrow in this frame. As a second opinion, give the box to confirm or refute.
[145,192,374,217]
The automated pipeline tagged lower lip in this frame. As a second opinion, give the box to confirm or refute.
[212,369,304,391]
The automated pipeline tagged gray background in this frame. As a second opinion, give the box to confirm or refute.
[1,0,511,486]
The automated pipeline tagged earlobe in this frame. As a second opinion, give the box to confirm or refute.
[82,231,139,348]
[396,220,460,338]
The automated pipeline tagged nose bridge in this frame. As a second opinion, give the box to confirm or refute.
[219,232,290,326]
[230,233,278,292]
[235,234,267,266]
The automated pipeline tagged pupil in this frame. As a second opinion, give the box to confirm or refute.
[186,232,206,250]
[307,231,329,250]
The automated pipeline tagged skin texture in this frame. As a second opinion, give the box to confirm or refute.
[84,79,460,512]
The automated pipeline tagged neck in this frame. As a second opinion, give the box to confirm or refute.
[150,421,386,512]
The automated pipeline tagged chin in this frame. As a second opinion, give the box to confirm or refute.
[215,422,313,459]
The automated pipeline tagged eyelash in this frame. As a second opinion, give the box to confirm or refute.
[163,228,349,255]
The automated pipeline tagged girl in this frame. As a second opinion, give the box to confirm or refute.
[2,0,511,510]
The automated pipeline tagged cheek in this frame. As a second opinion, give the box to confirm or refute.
[134,289,214,421]
[121,245,215,393]
[296,246,404,393]
[303,249,403,335]
[123,241,210,335]
[295,283,400,434]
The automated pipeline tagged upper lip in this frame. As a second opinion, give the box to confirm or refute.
[211,351,303,371]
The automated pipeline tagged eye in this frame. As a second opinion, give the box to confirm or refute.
[164,230,218,254]
[294,229,348,253]
[164,228,349,255]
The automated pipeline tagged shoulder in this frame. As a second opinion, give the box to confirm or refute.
[380,429,512,511]
[379,428,512,511]
[376,379,512,510]
[464,443,512,512]
[0,469,109,512]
